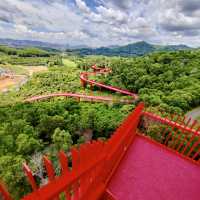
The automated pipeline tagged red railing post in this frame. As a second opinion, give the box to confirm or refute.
[58,151,71,199]
[43,156,59,200]
[23,163,38,191]
[71,148,80,200]
[0,182,13,200]
[43,156,56,182]
[59,151,70,174]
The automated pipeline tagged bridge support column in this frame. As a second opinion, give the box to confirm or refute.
[76,97,80,102]
[81,80,87,88]
[90,83,93,91]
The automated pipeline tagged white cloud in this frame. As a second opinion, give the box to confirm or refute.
[96,6,127,24]
[0,0,199,47]
[75,0,90,13]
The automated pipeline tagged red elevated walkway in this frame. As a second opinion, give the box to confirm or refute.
[25,65,138,104]
[1,103,200,200]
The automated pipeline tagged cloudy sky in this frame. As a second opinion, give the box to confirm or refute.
[0,0,200,47]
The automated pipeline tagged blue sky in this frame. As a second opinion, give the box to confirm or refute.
[0,0,200,47]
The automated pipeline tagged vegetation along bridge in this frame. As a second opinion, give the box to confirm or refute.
[1,66,200,200]
[25,65,138,103]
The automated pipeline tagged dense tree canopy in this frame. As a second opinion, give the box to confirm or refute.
[92,50,200,113]
[0,45,51,57]
[0,99,132,198]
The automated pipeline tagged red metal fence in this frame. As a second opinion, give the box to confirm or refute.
[0,182,13,200]
[140,111,200,164]
[1,103,144,200]
[1,103,200,199]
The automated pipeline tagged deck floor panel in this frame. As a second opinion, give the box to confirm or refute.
[108,135,200,200]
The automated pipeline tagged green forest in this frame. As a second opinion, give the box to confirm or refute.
[104,51,200,113]
[68,41,191,57]
[0,45,200,198]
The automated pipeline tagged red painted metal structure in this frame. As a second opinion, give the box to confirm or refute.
[25,65,138,103]
[1,103,200,199]
[141,111,200,163]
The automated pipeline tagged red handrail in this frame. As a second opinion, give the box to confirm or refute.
[24,92,134,104]
[141,111,200,163]
[0,181,13,200]
[0,103,143,200]
[2,104,200,199]
[25,65,138,103]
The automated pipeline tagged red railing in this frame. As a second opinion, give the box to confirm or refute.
[0,103,144,200]
[140,111,200,164]
[25,65,138,104]
[1,104,200,199]
[0,182,13,200]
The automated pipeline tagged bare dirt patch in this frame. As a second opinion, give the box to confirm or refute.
[0,75,26,92]
[26,66,48,76]
[0,66,47,92]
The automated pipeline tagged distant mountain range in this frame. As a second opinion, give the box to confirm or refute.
[0,38,88,51]
[70,41,192,56]
[0,38,193,56]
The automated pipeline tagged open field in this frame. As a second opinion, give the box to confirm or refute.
[26,65,48,76]
[62,58,77,68]
[1,64,48,75]
[0,64,29,75]
[0,65,48,92]
[0,75,26,92]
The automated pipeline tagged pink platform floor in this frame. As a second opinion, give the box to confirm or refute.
[108,135,200,200]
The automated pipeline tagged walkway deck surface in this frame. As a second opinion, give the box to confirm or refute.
[108,135,200,200]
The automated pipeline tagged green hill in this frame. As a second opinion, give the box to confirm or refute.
[0,45,51,57]
[69,41,192,57]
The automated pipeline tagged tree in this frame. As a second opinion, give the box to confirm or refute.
[77,136,85,144]
[52,128,73,151]
[16,134,42,154]
[37,115,65,140]
[0,155,27,199]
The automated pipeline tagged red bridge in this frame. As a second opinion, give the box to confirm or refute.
[25,65,138,103]
[1,103,200,200]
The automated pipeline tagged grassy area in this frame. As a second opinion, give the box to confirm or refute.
[0,57,134,106]
[0,58,79,105]
[0,64,48,93]
[1,64,48,76]
[1,64,29,75]
[9,59,81,99]
[0,55,50,66]
[62,58,77,68]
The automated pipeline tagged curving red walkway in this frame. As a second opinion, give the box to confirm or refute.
[25,65,138,103]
